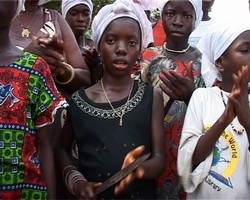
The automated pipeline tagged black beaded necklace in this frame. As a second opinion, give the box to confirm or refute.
[220,90,245,134]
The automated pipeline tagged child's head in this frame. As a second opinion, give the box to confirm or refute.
[160,0,202,40]
[61,0,93,37]
[91,0,151,74]
[91,0,151,53]
[197,17,250,87]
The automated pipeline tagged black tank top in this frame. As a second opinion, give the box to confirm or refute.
[67,80,156,199]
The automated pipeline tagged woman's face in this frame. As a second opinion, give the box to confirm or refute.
[99,17,141,77]
[65,4,91,37]
[162,1,195,41]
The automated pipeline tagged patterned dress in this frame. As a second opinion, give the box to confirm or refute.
[140,46,205,199]
[0,52,67,199]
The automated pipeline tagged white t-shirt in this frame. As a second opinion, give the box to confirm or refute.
[188,19,215,47]
[178,87,250,199]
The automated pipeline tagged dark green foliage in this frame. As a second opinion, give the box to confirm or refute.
[44,0,62,12]
[92,0,115,15]
[44,0,115,15]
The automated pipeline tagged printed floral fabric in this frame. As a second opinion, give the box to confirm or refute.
[0,52,66,199]
[140,46,206,199]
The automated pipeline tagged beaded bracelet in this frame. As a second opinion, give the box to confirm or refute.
[55,62,75,85]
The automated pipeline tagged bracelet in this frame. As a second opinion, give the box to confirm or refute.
[64,169,87,195]
[55,62,75,85]
[62,165,76,178]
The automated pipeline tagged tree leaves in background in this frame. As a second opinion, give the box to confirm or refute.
[44,0,115,16]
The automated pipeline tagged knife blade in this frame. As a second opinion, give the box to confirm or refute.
[94,152,151,195]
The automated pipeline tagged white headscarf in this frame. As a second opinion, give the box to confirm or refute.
[38,0,51,5]
[160,0,203,28]
[91,0,152,52]
[197,16,250,87]
[133,0,161,11]
[61,0,93,19]
[14,0,25,19]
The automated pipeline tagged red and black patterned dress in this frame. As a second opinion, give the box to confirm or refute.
[0,52,67,199]
[140,46,205,199]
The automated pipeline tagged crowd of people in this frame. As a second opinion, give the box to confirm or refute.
[1,0,250,199]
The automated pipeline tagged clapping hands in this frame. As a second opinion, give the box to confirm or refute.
[159,69,195,104]
[82,48,103,84]
[224,65,250,130]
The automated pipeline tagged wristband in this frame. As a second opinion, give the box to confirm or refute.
[55,62,75,85]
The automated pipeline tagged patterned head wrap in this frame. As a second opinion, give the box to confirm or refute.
[61,0,93,19]
[197,16,250,87]
[160,0,203,28]
[91,0,152,52]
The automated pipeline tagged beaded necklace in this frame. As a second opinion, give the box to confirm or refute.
[163,42,190,54]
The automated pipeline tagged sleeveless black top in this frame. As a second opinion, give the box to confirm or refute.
[67,81,156,199]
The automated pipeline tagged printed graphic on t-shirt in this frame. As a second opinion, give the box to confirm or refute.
[204,125,239,190]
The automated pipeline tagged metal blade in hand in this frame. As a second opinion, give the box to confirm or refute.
[94,153,151,195]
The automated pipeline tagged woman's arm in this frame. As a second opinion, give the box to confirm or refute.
[56,11,91,91]
[140,87,166,178]
[25,10,91,93]
[114,87,165,195]
[36,125,56,199]
[55,115,76,176]
[56,114,100,199]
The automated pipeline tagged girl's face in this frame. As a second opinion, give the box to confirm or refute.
[162,1,195,41]
[99,17,141,77]
[65,4,91,37]
[220,31,250,79]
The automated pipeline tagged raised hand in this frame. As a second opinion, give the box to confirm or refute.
[114,145,145,195]
[230,66,250,129]
[220,66,250,130]
[159,69,195,104]
[25,34,66,76]
[73,181,101,200]
[82,48,103,84]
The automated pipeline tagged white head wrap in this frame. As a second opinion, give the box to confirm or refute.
[14,0,25,19]
[133,0,161,11]
[38,0,51,5]
[91,0,152,52]
[61,0,93,19]
[160,0,202,28]
[196,16,250,87]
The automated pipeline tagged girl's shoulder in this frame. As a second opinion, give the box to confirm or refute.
[16,52,52,75]
[188,46,202,58]
[141,46,164,62]
[193,86,221,100]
